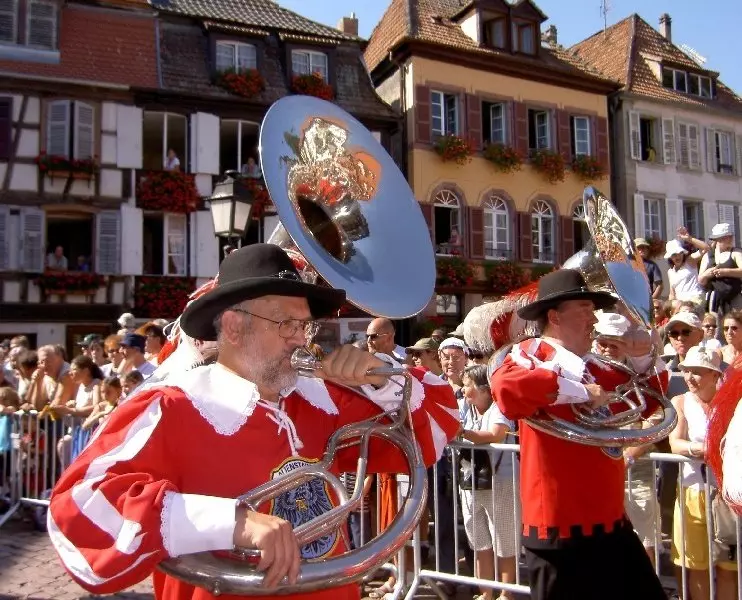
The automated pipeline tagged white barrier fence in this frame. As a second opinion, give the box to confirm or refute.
[1,415,740,599]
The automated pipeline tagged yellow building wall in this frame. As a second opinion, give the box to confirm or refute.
[409,57,612,215]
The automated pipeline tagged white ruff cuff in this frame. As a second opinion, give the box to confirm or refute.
[554,377,589,405]
[161,492,236,557]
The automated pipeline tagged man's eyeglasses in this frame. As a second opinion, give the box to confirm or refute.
[366,332,390,341]
[230,308,320,340]
[668,328,692,339]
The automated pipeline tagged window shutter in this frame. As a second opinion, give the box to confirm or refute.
[190,112,220,175]
[28,0,56,50]
[559,215,574,265]
[633,193,645,238]
[662,118,675,164]
[20,207,45,272]
[74,102,94,160]
[418,202,434,242]
[0,98,11,160]
[705,127,716,172]
[465,94,482,152]
[414,85,431,145]
[0,0,16,43]
[95,210,120,274]
[732,135,739,176]
[665,197,682,241]
[518,211,532,262]
[676,123,689,168]
[512,101,528,157]
[47,100,70,157]
[688,125,700,170]
[703,202,719,239]
[595,116,609,167]
[628,111,641,160]
[120,204,143,275]
[0,204,9,270]
[468,207,484,259]
[116,105,143,169]
[556,109,571,162]
[737,135,742,178]
[193,210,220,277]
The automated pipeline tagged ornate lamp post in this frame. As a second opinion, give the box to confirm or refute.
[208,170,254,249]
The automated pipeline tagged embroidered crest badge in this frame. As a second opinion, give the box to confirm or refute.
[269,457,338,559]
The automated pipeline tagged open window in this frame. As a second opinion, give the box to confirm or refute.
[570,116,590,157]
[528,108,551,151]
[572,203,589,253]
[683,202,702,238]
[482,101,507,145]
[431,91,459,137]
[142,112,188,171]
[142,213,187,276]
[219,119,260,174]
[433,189,462,256]
[483,17,506,49]
[511,20,535,54]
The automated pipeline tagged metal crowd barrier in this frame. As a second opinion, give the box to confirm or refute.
[0,416,740,599]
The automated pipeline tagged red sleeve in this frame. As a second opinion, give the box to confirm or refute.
[332,367,460,474]
[47,387,180,594]
[491,351,562,420]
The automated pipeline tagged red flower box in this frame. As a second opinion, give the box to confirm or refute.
[291,73,334,100]
[34,271,105,293]
[134,276,197,319]
[35,151,99,179]
[434,135,475,165]
[216,68,266,99]
[436,257,476,287]
[530,149,566,184]
[136,171,200,213]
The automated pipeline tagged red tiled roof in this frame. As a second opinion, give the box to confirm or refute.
[364,0,615,88]
[0,4,158,89]
[569,14,742,113]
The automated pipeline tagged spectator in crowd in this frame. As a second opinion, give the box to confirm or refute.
[121,369,145,397]
[458,364,518,600]
[26,345,75,412]
[15,350,38,402]
[635,238,664,299]
[140,323,166,365]
[117,333,156,379]
[0,387,20,415]
[46,245,68,271]
[102,334,123,376]
[164,148,180,171]
[699,313,722,351]
[721,310,742,367]
[654,299,670,328]
[698,223,742,314]
[405,338,442,376]
[366,318,406,361]
[669,347,737,600]
[82,375,121,432]
[665,228,707,306]
[76,255,90,272]
[241,156,262,178]
[117,312,136,333]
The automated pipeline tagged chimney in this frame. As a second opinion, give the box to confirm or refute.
[338,12,359,37]
[659,13,672,42]
[542,24,558,46]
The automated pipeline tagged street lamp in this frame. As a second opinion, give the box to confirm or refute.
[208,170,254,245]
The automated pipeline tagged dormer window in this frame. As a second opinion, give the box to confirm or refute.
[512,20,535,54]
[484,18,506,49]
[291,50,328,81]
[0,0,58,51]
[216,41,257,72]
[662,66,714,98]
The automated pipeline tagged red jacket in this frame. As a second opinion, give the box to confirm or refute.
[491,338,668,548]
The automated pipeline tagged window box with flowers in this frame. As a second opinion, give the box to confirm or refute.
[215,68,266,99]
[484,261,528,296]
[436,256,476,288]
[571,155,605,182]
[134,276,197,319]
[35,152,99,180]
[482,143,523,174]
[434,135,475,166]
[530,149,566,184]
[34,271,106,296]
[291,73,334,100]
[136,171,201,213]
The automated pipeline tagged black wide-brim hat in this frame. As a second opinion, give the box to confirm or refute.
[517,269,616,321]
[180,244,346,341]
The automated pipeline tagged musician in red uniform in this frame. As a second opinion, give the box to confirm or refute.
[491,269,668,600]
[46,244,461,600]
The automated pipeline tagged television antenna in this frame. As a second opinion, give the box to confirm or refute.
[600,0,611,33]
[679,43,707,67]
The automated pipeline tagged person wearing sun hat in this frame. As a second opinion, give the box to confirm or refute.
[699,222,742,313]
[664,234,706,306]
[490,268,669,600]
[46,243,460,600]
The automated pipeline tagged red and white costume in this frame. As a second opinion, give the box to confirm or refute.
[48,361,459,600]
[491,338,668,546]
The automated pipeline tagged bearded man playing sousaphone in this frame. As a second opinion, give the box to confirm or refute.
[46,243,460,600]
[491,269,668,600]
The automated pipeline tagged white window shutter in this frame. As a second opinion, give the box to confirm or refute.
[719,204,736,230]
[0,204,9,270]
[665,198,682,240]
[703,201,719,238]
[193,211,219,277]
[95,211,120,274]
[190,112,220,175]
[47,100,70,157]
[705,128,716,172]
[688,125,700,170]
[28,0,56,50]
[0,0,17,43]
[628,111,641,160]
[20,207,45,272]
[633,193,645,238]
[164,213,187,275]
[676,123,688,167]
[74,102,94,160]
[116,104,143,169]
[662,118,675,164]
[120,204,143,275]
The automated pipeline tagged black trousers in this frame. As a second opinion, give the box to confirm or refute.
[524,527,666,600]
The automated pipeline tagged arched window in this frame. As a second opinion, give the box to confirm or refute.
[483,194,510,260]
[433,189,463,256]
[572,202,589,253]
[531,200,555,263]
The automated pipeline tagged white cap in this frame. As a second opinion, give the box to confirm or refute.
[664,239,688,259]
[117,312,135,328]
[710,223,733,240]
[666,311,702,331]
[594,312,630,338]
[679,346,723,373]
[439,337,467,351]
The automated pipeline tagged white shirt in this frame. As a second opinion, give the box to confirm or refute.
[668,263,705,301]
[164,156,180,171]
[462,402,515,477]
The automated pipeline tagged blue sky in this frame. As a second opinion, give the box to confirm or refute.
[278,0,742,95]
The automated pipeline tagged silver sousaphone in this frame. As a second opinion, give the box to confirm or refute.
[158,97,436,595]
[491,187,677,448]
